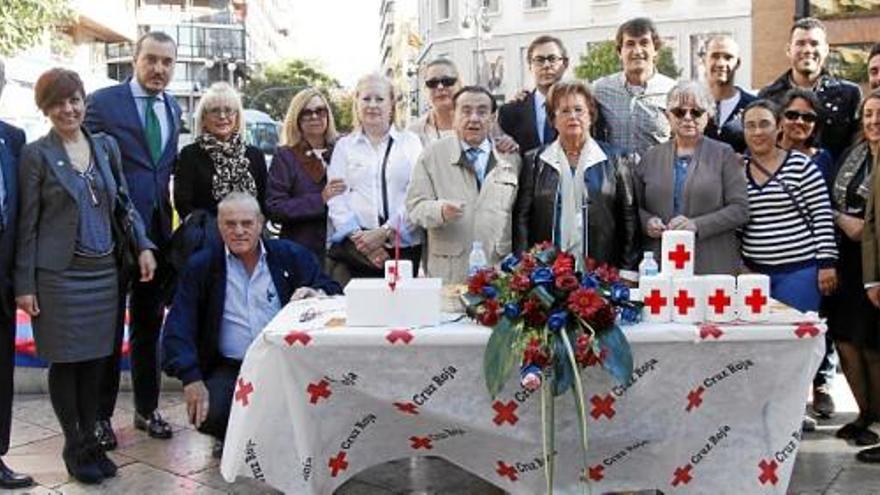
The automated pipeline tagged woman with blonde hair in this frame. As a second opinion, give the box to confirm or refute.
[265,88,339,258]
[326,73,423,282]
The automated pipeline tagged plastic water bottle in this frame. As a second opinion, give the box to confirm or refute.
[468,241,488,276]
[638,251,659,279]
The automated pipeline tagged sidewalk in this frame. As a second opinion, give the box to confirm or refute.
[3,373,878,494]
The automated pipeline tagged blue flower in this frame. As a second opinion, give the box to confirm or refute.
[581,274,599,289]
[503,303,521,319]
[620,305,641,324]
[547,310,568,333]
[500,254,520,273]
[482,286,498,299]
[520,363,543,376]
[531,267,554,286]
[610,283,630,303]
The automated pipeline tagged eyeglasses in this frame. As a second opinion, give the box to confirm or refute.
[206,106,237,118]
[783,110,818,124]
[300,107,328,119]
[669,107,707,119]
[530,55,566,66]
[425,77,457,89]
[556,107,588,118]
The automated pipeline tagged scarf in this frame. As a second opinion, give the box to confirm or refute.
[196,132,257,202]
[292,141,333,183]
[832,140,872,212]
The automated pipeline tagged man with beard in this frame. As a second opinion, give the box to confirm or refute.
[702,35,755,153]
[758,17,861,161]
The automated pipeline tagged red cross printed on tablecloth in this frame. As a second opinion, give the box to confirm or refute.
[328,451,348,477]
[686,386,705,412]
[284,330,311,346]
[587,464,605,481]
[644,289,668,315]
[668,243,691,269]
[699,325,724,340]
[386,328,414,344]
[673,290,695,315]
[758,458,779,485]
[707,289,732,314]
[795,323,820,339]
[492,400,519,426]
[589,394,616,420]
[234,378,254,407]
[744,288,768,314]
[394,401,419,415]
[671,464,693,486]
[496,461,518,481]
[306,379,332,404]
[409,436,433,450]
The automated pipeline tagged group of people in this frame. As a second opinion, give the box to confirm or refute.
[1,14,880,489]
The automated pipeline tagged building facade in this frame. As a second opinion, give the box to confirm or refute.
[380,0,421,122]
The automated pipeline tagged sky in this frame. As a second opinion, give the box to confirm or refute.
[288,0,383,89]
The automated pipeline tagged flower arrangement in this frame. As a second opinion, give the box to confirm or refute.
[463,242,641,490]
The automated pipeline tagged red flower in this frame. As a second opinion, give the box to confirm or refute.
[523,298,548,327]
[567,288,604,320]
[578,346,607,367]
[468,267,497,294]
[588,304,617,330]
[594,264,620,283]
[552,252,575,277]
[522,337,550,367]
[555,273,579,292]
[511,273,532,292]
[477,298,501,326]
[520,254,538,271]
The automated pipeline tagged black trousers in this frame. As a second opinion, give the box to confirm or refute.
[0,298,14,455]
[197,360,241,441]
[98,252,171,419]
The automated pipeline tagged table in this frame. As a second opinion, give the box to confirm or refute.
[220,296,824,494]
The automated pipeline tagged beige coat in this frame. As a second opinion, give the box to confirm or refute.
[406,135,521,284]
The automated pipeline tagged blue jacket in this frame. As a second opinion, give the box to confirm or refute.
[0,120,25,317]
[84,79,181,245]
[162,238,342,385]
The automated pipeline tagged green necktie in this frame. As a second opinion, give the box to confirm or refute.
[144,95,163,164]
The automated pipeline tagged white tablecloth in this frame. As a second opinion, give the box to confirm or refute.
[220,296,824,494]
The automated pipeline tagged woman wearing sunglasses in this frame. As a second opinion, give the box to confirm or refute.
[408,59,461,147]
[15,68,156,483]
[634,80,749,275]
[265,88,339,259]
[779,89,835,185]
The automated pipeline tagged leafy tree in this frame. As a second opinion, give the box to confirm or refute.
[575,41,681,81]
[657,47,682,79]
[0,0,72,56]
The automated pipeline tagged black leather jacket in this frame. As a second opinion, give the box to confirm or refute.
[513,140,641,272]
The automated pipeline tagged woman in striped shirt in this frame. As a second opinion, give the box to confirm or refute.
[740,99,838,312]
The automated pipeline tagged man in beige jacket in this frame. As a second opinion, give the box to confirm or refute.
[406,86,521,284]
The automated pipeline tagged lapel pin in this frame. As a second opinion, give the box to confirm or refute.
[56,160,65,167]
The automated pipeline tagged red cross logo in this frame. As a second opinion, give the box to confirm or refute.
[386,328,414,344]
[394,401,419,415]
[644,289,668,315]
[794,323,820,338]
[744,288,768,314]
[496,461,518,481]
[409,436,433,450]
[699,325,724,340]
[668,243,691,269]
[589,394,616,420]
[234,378,254,407]
[671,464,693,486]
[584,347,607,367]
[492,400,519,426]
[328,451,349,477]
[686,386,705,412]
[707,289,731,314]
[284,330,311,346]
[758,459,779,485]
[306,379,332,404]
[673,290,695,315]
[587,464,604,481]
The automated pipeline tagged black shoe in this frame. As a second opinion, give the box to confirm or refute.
[134,411,173,439]
[836,422,864,440]
[856,445,880,463]
[0,458,34,489]
[86,442,118,478]
[812,387,835,418]
[212,440,224,459]
[854,428,880,447]
[95,419,118,451]
[62,441,103,485]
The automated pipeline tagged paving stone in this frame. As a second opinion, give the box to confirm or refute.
[188,464,283,494]
[824,462,880,494]
[54,461,224,494]
[115,427,218,477]
[1,484,59,495]
[334,478,396,494]
[8,418,57,448]
[5,435,70,488]
[11,399,62,433]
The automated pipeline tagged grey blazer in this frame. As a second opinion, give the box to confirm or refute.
[633,137,749,275]
[15,128,154,295]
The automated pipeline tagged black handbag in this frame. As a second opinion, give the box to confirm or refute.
[327,238,384,277]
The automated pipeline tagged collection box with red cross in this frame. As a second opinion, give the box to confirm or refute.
[671,276,704,323]
[661,230,695,277]
[345,260,442,327]
[702,275,737,323]
[639,275,672,322]
[736,274,771,322]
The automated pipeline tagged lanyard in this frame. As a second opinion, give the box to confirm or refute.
[378,136,394,224]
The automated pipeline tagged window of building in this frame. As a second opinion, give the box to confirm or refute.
[482,0,500,13]
[107,63,134,82]
[524,0,549,9]
[438,0,451,21]
[810,0,880,18]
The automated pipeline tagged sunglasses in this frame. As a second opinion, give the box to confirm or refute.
[206,106,237,118]
[669,107,706,119]
[425,77,457,89]
[300,107,328,119]
[783,110,818,124]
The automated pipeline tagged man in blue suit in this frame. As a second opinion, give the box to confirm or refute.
[85,31,182,448]
[0,60,34,489]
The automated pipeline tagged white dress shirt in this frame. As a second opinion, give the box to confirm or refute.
[327,126,424,246]
[129,78,171,153]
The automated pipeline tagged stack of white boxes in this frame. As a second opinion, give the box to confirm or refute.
[639,231,771,323]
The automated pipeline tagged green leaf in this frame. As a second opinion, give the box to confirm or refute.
[530,285,555,309]
[598,325,634,385]
[483,317,522,399]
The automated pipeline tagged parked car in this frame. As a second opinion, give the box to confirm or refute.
[243,108,281,167]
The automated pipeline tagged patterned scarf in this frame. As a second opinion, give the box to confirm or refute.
[196,132,257,202]
[832,141,871,212]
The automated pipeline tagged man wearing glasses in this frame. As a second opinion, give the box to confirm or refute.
[498,35,569,154]
[593,17,676,156]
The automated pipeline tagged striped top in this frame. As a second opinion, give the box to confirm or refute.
[741,150,838,271]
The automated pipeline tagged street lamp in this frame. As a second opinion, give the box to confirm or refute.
[461,1,492,86]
